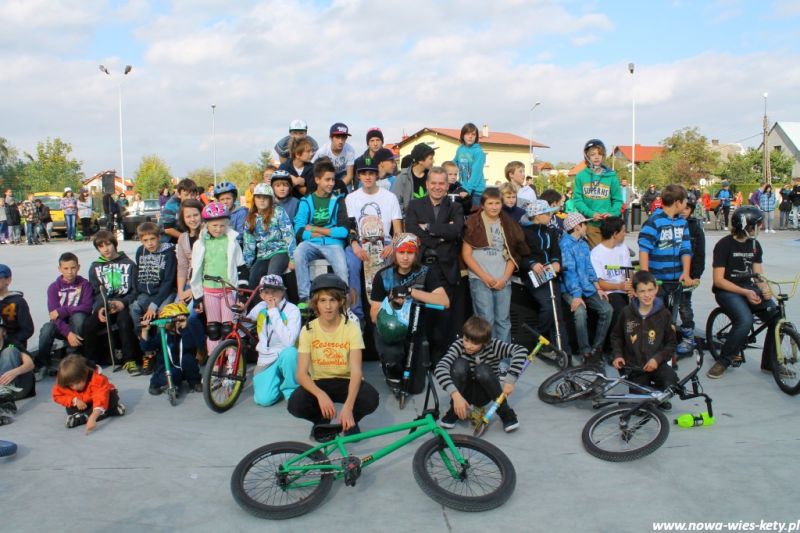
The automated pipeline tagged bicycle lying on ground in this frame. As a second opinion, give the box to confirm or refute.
[201,275,261,413]
[706,273,800,395]
[231,341,516,519]
[539,351,714,461]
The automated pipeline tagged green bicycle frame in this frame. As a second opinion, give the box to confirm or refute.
[278,414,467,488]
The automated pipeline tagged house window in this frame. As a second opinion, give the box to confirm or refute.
[773,145,782,152]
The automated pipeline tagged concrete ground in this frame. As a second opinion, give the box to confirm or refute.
[2,228,800,532]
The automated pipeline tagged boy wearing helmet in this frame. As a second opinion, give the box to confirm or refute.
[269,169,299,221]
[274,119,319,165]
[213,181,248,240]
[288,273,379,438]
[141,303,202,395]
[572,139,623,248]
[707,206,779,379]
[246,275,301,406]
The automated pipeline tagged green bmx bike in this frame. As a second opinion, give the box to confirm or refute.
[230,342,517,519]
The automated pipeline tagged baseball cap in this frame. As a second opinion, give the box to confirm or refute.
[373,148,397,166]
[289,119,308,132]
[525,199,557,219]
[410,143,436,163]
[260,274,286,291]
[0,264,11,278]
[356,160,378,173]
[366,127,384,143]
[329,123,351,137]
[563,213,589,232]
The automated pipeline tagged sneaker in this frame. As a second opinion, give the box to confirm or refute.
[438,407,458,429]
[148,384,166,396]
[34,366,48,382]
[66,412,88,428]
[500,409,520,433]
[0,415,13,426]
[707,362,727,379]
[676,328,696,356]
[115,402,127,416]
[192,383,203,393]
[122,361,142,376]
[141,353,155,375]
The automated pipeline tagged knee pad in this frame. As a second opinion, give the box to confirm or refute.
[220,322,233,338]
[207,322,222,341]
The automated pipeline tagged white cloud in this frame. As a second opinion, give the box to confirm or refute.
[1,0,798,184]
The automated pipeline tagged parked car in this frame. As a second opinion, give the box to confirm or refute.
[33,191,99,236]
[100,198,161,239]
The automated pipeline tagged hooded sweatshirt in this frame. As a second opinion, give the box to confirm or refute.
[46,275,94,338]
[0,290,34,348]
[454,143,487,196]
[88,252,138,311]
[610,297,676,368]
[135,242,177,309]
[573,165,622,225]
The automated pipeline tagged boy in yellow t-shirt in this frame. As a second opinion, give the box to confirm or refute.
[287,274,379,439]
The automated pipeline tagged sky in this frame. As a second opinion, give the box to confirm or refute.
[1,0,799,181]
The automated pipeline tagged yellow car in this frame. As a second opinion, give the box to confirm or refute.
[33,191,99,236]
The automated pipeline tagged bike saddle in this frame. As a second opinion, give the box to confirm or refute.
[312,423,343,443]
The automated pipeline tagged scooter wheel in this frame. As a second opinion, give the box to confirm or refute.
[0,440,18,457]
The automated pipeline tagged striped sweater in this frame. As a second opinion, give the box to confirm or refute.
[637,209,691,282]
[435,338,529,394]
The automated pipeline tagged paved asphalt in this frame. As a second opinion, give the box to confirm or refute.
[2,229,799,532]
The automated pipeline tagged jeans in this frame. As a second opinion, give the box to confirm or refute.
[469,277,512,342]
[287,378,379,425]
[131,293,176,336]
[763,211,773,231]
[627,364,678,392]
[562,292,613,355]
[714,289,779,369]
[0,346,34,399]
[25,221,39,244]
[253,347,299,406]
[65,214,77,240]
[9,224,21,242]
[791,206,800,229]
[678,289,695,331]
[0,221,7,241]
[294,241,348,300]
[780,210,790,229]
[36,313,87,369]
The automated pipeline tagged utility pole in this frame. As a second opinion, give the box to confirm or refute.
[763,93,771,186]
[211,105,217,187]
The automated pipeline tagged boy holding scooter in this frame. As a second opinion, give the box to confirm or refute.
[521,200,571,361]
[140,303,202,397]
[434,316,527,433]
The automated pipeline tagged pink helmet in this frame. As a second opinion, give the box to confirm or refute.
[201,201,230,220]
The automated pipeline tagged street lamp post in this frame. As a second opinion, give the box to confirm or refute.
[763,93,771,186]
[628,62,636,194]
[99,64,132,189]
[529,101,541,176]
[211,105,217,187]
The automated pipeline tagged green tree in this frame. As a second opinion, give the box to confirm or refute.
[186,167,214,188]
[20,137,83,193]
[134,155,173,198]
[255,150,274,174]
[718,147,795,187]
[221,161,259,190]
[660,127,719,183]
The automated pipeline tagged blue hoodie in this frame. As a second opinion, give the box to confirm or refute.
[560,232,598,298]
[454,143,486,196]
[293,193,349,247]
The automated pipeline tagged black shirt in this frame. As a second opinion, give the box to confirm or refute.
[411,169,428,200]
[712,235,763,293]
[370,265,443,303]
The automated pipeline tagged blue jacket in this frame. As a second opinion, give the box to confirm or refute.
[454,143,486,196]
[638,208,692,282]
[560,233,598,298]
[230,206,248,240]
[759,191,777,212]
[715,188,732,207]
[293,193,350,247]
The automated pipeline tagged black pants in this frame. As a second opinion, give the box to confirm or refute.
[524,278,571,354]
[248,253,291,289]
[627,364,678,392]
[287,378,379,425]
[451,359,512,414]
[66,389,122,418]
[80,217,92,236]
[83,306,141,366]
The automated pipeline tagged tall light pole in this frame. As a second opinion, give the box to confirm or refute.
[211,104,217,187]
[628,62,636,194]
[763,92,771,186]
[529,101,541,175]
[99,64,132,188]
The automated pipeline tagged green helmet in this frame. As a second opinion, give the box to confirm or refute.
[376,307,408,344]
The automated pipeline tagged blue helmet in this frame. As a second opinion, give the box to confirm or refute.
[583,139,606,164]
[213,181,238,199]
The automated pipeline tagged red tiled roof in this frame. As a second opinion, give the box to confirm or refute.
[396,127,549,149]
[534,162,553,171]
[568,161,586,176]
[613,145,665,164]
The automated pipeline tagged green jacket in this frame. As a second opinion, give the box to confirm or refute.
[572,166,622,225]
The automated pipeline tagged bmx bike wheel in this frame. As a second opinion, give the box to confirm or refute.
[582,404,669,462]
[203,339,246,413]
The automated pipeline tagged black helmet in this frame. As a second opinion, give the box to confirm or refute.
[583,139,606,163]
[731,206,763,235]
[310,273,347,295]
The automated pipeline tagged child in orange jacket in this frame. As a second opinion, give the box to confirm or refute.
[52,354,126,432]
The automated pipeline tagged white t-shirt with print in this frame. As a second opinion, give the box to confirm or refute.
[345,187,402,244]
[590,242,632,294]
[313,142,356,175]
[517,185,537,208]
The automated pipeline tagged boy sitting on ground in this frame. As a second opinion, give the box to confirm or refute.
[0,263,34,351]
[610,271,678,408]
[0,315,35,420]
[246,275,301,406]
[36,252,93,381]
[52,354,126,432]
[434,316,528,433]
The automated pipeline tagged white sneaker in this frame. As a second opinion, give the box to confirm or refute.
[771,229,777,233]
